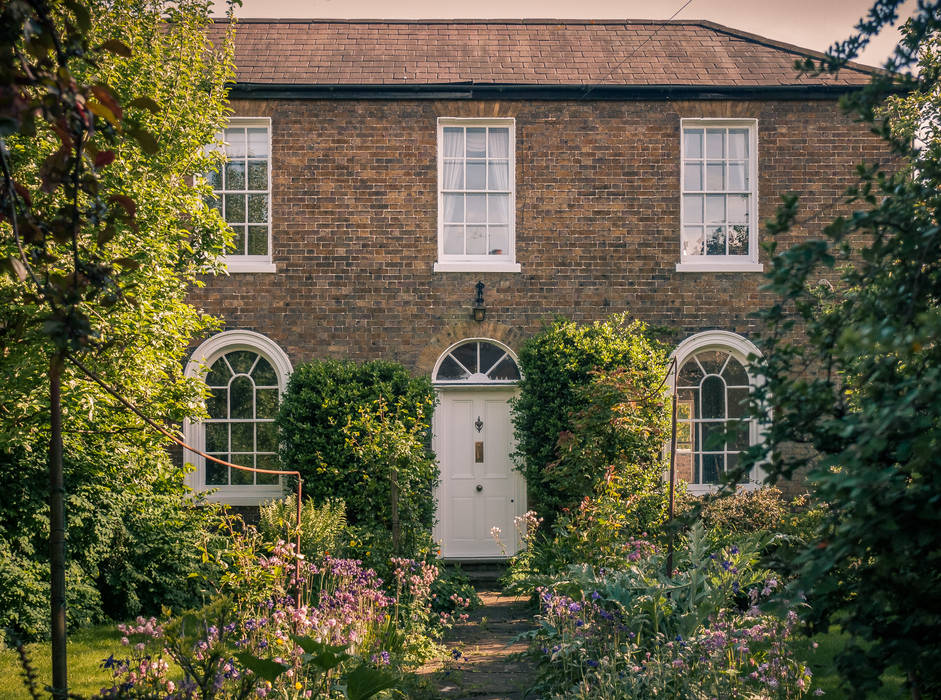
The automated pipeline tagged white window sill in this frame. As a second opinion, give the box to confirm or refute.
[434,261,522,273]
[681,481,763,496]
[223,258,278,274]
[675,262,764,273]
[199,487,285,506]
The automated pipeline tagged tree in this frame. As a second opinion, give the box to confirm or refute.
[738,2,941,696]
[0,0,236,694]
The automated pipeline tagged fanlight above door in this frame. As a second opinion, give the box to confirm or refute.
[433,340,521,385]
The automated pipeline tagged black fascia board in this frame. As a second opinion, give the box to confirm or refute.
[227,82,865,101]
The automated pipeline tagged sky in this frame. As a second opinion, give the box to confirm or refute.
[216,0,920,70]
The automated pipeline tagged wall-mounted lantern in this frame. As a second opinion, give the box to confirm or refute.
[472,281,486,323]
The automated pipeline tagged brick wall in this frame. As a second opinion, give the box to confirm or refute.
[188,96,887,495]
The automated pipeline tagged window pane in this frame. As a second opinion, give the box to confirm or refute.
[252,357,277,386]
[206,358,230,386]
[256,455,280,485]
[453,343,478,373]
[684,162,702,191]
[247,226,268,256]
[488,162,509,190]
[490,356,521,380]
[728,129,748,159]
[678,359,703,386]
[206,459,228,485]
[489,128,509,158]
[732,421,751,450]
[443,127,464,157]
[225,161,245,190]
[706,226,726,255]
[466,161,486,190]
[443,194,464,223]
[489,194,509,223]
[701,375,726,418]
[224,128,246,158]
[229,376,254,419]
[466,128,486,157]
[723,357,749,386]
[205,168,221,190]
[257,422,278,452]
[701,421,725,451]
[256,388,278,419]
[443,161,464,189]
[247,161,267,190]
[466,225,487,255]
[728,194,748,222]
[683,195,703,223]
[489,226,508,255]
[682,226,704,256]
[230,453,254,484]
[247,194,268,224]
[443,225,464,254]
[728,162,747,190]
[226,351,256,374]
[224,194,245,223]
[697,351,726,375]
[205,193,222,215]
[466,194,487,223]
[479,343,505,373]
[207,387,227,418]
[247,128,268,158]
[684,129,703,158]
[230,226,246,255]
[705,195,725,223]
[728,388,750,417]
[706,162,725,190]
[706,129,725,159]
[205,423,228,453]
[436,355,468,380]
[700,453,722,484]
[231,422,254,452]
[728,225,749,255]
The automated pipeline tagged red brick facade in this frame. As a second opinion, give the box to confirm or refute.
[189,96,886,382]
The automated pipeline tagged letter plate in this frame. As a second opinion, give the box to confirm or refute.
[475,441,484,463]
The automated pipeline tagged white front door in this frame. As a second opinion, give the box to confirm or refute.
[433,388,526,559]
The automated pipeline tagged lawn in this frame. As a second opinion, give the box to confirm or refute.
[795,625,907,698]
[0,625,123,699]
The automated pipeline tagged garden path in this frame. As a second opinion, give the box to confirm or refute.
[421,588,537,699]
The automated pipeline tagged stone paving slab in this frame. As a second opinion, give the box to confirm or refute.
[420,589,538,699]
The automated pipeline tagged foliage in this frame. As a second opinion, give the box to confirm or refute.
[277,359,438,559]
[259,496,347,562]
[734,3,941,695]
[512,314,670,524]
[101,515,469,698]
[429,566,480,616]
[0,0,235,642]
[520,526,812,699]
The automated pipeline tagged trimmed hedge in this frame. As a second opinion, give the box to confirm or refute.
[276,359,437,557]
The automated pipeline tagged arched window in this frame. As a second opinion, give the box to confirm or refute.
[184,330,292,504]
[671,331,762,492]
[433,338,521,385]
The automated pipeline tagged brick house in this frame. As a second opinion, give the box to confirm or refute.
[183,19,884,558]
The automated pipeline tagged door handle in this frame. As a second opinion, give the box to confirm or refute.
[476,484,483,492]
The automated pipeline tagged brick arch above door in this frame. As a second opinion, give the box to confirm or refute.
[415,320,524,377]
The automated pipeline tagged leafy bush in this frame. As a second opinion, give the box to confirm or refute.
[521,525,813,699]
[277,359,437,560]
[513,315,669,523]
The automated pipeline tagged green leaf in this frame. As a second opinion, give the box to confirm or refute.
[128,128,159,155]
[290,635,350,671]
[344,664,397,700]
[98,39,132,57]
[126,96,161,114]
[234,652,289,683]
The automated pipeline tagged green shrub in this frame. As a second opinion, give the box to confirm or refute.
[513,315,670,524]
[277,359,437,561]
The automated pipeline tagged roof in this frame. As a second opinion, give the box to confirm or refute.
[210,19,877,94]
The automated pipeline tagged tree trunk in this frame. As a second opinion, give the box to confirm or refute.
[49,352,67,699]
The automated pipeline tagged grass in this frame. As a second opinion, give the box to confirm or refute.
[0,625,122,699]
[793,625,907,698]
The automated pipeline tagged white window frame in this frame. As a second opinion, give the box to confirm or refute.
[210,117,276,274]
[432,338,522,387]
[183,330,292,505]
[668,330,766,494]
[434,117,521,273]
[677,119,762,273]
